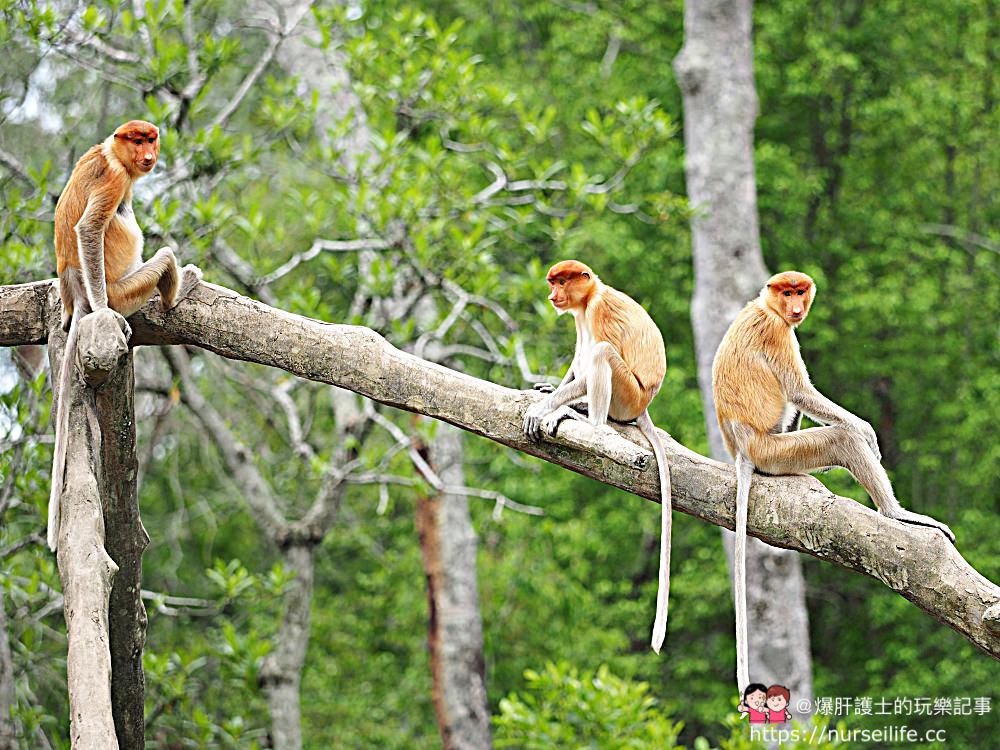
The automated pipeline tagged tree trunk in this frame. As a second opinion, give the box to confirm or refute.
[259,543,315,750]
[48,309,133,750]
[416,424,492,750]
[673,0,814,710]
[96,350,148,750]
[246,5,379,746]
[0,588,15,750]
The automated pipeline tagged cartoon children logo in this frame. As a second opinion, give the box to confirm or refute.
[739,682,791,724]
[766,685,792,724]
[738,683,768,724]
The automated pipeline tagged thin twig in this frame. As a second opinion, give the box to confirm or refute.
[259,238,391,285]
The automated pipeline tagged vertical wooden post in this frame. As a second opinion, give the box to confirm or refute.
[49,304,146,749]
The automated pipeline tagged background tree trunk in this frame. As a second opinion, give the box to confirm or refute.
[673,0,814,710]
[416,424,492,750]
[0,588,15,750]
[259,543,315,750]
[270,0,498,734]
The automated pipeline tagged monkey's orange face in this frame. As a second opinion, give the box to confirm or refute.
[765,272,814,325]
[113,121,160,175]
[546,275,575,313]
[546,260,595,315]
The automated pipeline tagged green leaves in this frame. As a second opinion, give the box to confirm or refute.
[494,662,686,749]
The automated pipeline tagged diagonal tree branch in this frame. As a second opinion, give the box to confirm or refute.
[3,278,1000,660]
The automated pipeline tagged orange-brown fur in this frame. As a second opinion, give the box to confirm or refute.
[48,120,201,552]
[712,271,953,694]
[544,260,666,418]
[54,120,180,327]
[713,272,814,459]
[524,260,673,653]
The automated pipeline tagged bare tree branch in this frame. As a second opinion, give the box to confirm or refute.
[61,27,142,64]
[163,346,288,541]
[259,238,391,285]
[209,0,314,130]
[921,222,1000,256]
[3,278,1000,660]
[0,148,61,201]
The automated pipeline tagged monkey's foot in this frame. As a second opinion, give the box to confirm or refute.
[178,264,203,298]
[888,509,956,544]
[166,264,203,310]
[532,382,555,394]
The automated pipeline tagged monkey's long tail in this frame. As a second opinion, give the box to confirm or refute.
[733,454,754,693]
[48,310,80,552]
[638,411,672,655]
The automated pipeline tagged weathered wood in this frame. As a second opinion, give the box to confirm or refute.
[48,306,122,750]
[2,279,999,662]
[0,280,49,346]
[44,299,146,750]
[95,349,147,750]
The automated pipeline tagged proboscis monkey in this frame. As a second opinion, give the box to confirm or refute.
[712,271,955,692]
[49,120,201,551]
[523,260,673,653]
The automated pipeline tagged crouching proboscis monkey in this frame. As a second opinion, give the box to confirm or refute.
[522,260,673,653]
[49,120,202,552]
[712,271,955,693]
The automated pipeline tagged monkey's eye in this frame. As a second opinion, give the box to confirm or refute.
[797,290,805,295]
[783,290,792,297]
[559,279,566,286]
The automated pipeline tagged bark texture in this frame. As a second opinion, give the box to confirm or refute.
[47,308,127,750]
[3,279,1000,663]
[416,425,492,750]
[673,0,814,704]
[95,352,148,750]
[259,543,314,750]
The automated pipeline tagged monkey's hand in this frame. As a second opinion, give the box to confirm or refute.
[540,405,587,437]
[523,399,552,439]
[532,382,556,394]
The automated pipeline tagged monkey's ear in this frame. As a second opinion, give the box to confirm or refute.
[582,272,590,278]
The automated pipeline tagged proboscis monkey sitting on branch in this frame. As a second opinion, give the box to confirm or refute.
[49,120,202,551]
[712,271,955,693]
[522,260,673,653]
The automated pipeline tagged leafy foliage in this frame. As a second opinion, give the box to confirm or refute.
[494,662,686,749]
